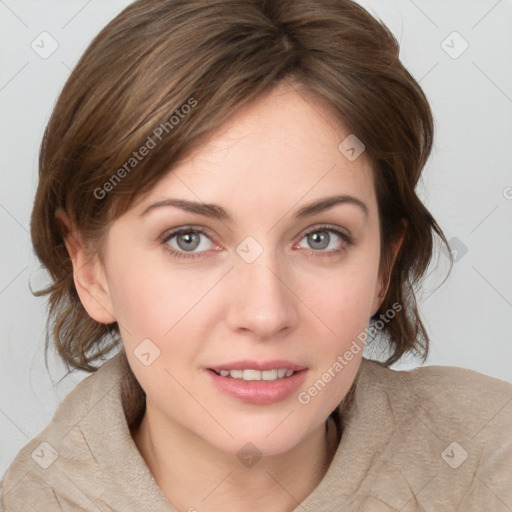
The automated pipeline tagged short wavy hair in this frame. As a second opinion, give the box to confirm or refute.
[31,0,451,372]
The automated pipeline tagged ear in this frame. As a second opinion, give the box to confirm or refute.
[370,222,406,317]
[55,208,116,324]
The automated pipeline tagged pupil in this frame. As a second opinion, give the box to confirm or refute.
[178,232,200,251]
[309,231,329,250]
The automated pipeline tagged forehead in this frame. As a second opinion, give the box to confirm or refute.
[133,84,377,221]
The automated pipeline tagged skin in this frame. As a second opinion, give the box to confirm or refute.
[58,82,402,511]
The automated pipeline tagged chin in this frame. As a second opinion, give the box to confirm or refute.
[199,413,321,459]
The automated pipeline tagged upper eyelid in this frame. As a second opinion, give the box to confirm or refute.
[299,225,350,241]
[160,225,213,240]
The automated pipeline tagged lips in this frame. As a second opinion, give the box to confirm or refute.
[208,360,306,372]
[206,360,308,405]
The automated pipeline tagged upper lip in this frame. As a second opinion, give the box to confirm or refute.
[207,360,307,372]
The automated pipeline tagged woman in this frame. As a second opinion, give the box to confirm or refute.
[2,0,510,510]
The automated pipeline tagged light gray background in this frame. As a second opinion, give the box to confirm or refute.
[1,0,511,478]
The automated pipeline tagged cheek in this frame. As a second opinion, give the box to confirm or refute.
[297,245,380,407]
[312,272,375,312]
[305,252,380,330]
[306,281,373,376]
[297,272,372,418]
[105,248,188,344]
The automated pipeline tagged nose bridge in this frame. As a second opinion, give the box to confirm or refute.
[227,240,297,339]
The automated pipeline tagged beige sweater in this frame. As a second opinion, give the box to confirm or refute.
[1,353,511,511]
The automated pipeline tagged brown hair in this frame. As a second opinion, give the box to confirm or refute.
[31,0,451,372]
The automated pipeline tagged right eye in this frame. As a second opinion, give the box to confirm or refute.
[160,227,217,260]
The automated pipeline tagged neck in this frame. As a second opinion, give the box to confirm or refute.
[132,409,340,512]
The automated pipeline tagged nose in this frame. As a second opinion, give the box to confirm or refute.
[226,249,299,341]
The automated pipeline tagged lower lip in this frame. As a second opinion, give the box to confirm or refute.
[206,369,308,405]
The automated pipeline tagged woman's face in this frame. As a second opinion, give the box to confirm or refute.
[94,83,385,456]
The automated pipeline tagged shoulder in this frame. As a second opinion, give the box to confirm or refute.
[1,354,125,510]
[360,358,512,434]
[355,358,512,509]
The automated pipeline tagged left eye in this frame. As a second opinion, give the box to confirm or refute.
[297,227,350,253]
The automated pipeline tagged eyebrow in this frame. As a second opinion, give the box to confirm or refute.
[139,194,369,221]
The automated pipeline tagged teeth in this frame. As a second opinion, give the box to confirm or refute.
[261,370,277,380]
[215,369,296,381]
[243,369,261,381]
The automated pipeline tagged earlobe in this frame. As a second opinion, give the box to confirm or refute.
[55,208,116,324]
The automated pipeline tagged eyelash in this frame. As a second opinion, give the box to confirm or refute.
[159,224,353,260]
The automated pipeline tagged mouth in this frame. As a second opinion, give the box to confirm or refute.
[210,368,298,381]
[205,361,308,405]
